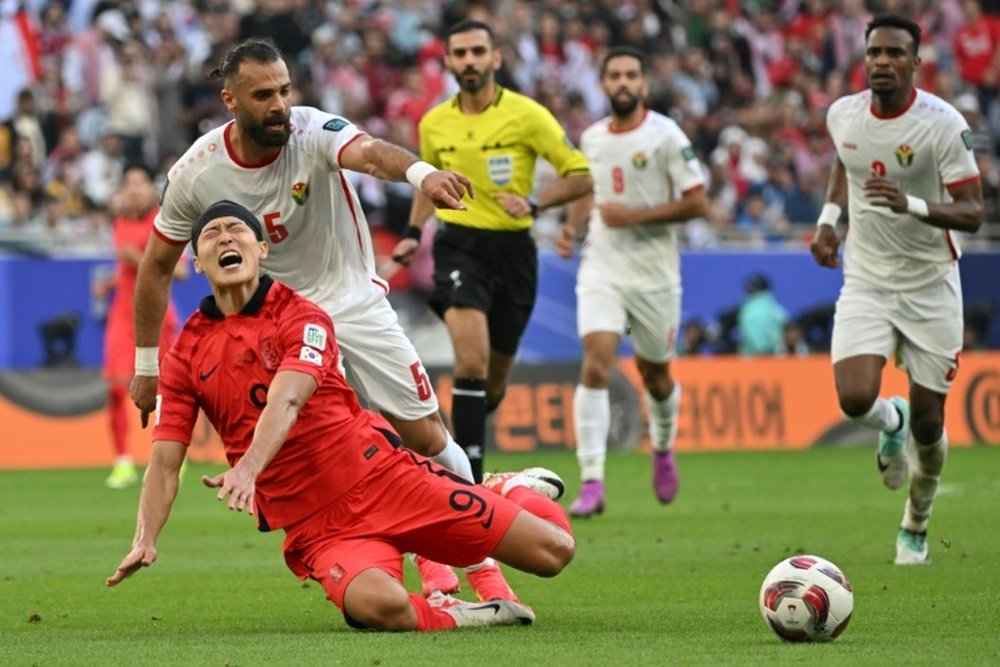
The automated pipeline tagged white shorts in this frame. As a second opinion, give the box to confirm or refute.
[576,280,681,364]
[333,297,439,421]
[830,274,963,394]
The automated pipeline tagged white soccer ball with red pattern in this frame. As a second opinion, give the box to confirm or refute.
[758,554,854,642]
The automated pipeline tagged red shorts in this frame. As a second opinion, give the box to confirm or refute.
[281,448,522,610]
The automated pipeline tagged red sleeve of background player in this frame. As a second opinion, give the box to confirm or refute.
[273,297,339,387]
[152,336,200,444]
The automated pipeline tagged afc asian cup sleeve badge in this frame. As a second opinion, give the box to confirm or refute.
[894,145,915,167]
[303,323,327,350]
[291,181,310,206]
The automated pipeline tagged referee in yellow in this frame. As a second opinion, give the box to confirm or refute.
[393,19,592,482]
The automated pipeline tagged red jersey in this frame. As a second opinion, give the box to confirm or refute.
[154,277,395,531]
[104,207,179,379]
[954,17,1000,87]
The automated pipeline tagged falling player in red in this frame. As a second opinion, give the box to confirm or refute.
[107,200,575,631]
[98,164,187,489]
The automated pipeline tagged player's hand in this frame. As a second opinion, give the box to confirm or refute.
[202,466,256,515]
[555,225,577,258]
[422,170,473,211]
[494,193,533,218]
[863,176,907,213]
[130,375,158,428]
[810,224,841,269]
[598,202,636,228]
[391,237,420,266]
[107,545,157,586]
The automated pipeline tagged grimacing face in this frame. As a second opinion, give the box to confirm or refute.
[445,29,501,94]
[865,27,919,95]
[602,55,647,117]
[225,59,293,147]
[193,217,268,288]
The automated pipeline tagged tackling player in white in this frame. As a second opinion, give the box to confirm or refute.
[811,15,983,564]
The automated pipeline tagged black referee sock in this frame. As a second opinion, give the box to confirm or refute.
[452,377,487,483]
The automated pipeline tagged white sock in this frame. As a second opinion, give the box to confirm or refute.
[114,455,133,465]
[902,430,948,534]
[574,385,609,481]
[646,384,681,453]
[848,397,901,433]
[430,435,474,482]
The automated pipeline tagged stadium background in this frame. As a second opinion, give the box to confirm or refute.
[1,0,998,468]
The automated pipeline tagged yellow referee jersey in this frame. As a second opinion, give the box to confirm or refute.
[418,86,590,231]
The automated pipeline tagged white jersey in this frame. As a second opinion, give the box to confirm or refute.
[827,89,980,291]
[156,107,385,320]
[578,110,704,288]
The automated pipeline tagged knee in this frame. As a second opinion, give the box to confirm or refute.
[838,392,878,418]
[345,587,415,632]
[393,415,446,457]
[638,367,671,398]
[580,357,611,388]
[535,531,576,578]
[910,412,943,445]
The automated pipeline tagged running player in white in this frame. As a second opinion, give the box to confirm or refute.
[131,38,536,600]
[555,47,709,516]
[811,14,983,564]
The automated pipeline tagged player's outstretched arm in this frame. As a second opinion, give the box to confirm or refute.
[107,440,186,586]
[339,136,472,210]
[202,369,318,515]
[131,235,186,425]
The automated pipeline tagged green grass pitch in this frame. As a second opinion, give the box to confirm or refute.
[2,446,998,666]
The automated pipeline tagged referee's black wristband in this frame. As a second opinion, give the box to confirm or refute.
[402,225,422,241]
[528,196,540,218]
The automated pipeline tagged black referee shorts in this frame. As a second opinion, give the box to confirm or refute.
[429,223,537,356]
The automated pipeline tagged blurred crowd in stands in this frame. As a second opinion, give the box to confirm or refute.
[1,0,1000,255]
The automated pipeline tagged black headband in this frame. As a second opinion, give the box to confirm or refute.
[192,200,264,251]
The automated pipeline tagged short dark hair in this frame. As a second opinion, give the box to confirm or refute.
[865,14,921,54]
[445,19,495,48]
[209,37,283,84]
[600,46,647,77]
[123,162,154,180]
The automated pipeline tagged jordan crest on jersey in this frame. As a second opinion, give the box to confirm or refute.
[894,145,915,168]
[291,181,310,206]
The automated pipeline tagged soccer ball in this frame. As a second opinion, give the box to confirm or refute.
[758,554,854,642]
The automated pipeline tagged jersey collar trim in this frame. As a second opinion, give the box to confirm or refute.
[224,122,283,169]
[450,85,504,111]
[608,109,649,134]
[868,87,917,120]
[199,274,275,319]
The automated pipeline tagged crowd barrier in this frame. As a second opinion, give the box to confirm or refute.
[1,353,996,470]
[2,249,998,369]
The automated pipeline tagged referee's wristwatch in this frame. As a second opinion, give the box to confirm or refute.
[527,195,540,218]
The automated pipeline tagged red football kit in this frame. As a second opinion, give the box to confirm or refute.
[153,277,522,609]
[103,207,179,380]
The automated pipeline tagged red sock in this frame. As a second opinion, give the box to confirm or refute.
[108,385,129,458]
[408,593,457,631]
[505,486,573,535]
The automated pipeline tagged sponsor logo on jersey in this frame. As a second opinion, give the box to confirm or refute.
[486,155,513,186]
[299,346,323,365]
[632,152,648,169]
[303,323,327,350]
[895,144,915,167]
[291,181,309,206]
[841,142,858,150]
[323,118,348,132]
[961,130,973,151]
[681,146,696,161]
